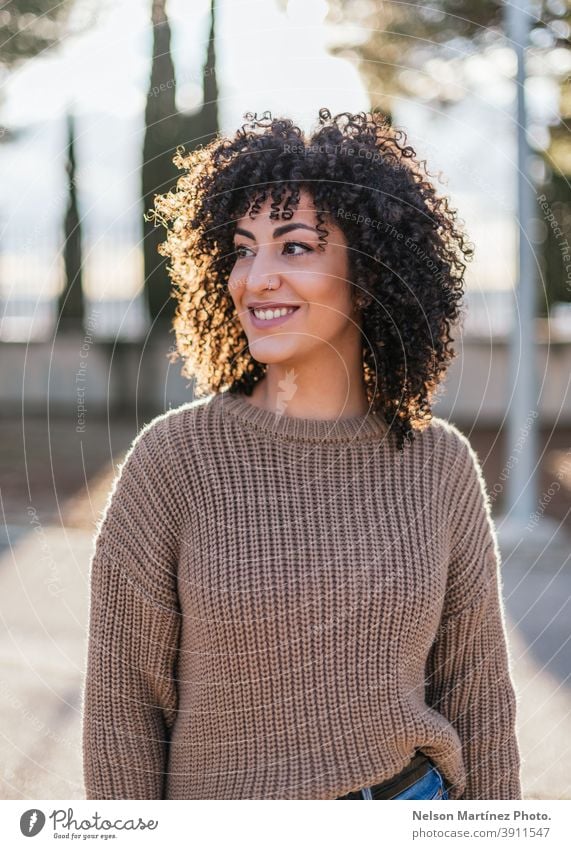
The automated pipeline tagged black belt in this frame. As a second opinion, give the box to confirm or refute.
[337,750,435,800]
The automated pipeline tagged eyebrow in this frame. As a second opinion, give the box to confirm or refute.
[233,222,318,241]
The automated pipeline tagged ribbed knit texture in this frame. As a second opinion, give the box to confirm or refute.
[81,390,522,800]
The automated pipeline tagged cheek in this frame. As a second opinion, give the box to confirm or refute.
[306,250,350,304]
[227,274,244,305]
[308,277,353,322]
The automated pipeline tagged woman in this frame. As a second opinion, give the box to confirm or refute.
[82,109,522,800]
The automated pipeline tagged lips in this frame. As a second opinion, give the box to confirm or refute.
[248,305,301,328]
[246,303,300,310]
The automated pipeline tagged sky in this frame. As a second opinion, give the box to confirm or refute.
[0,0,559,338]
[0,0,368,130]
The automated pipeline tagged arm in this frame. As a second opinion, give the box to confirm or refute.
[82,416,182,799]
[425,429,522,800]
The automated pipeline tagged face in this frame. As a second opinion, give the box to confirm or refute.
[228,188,359,367]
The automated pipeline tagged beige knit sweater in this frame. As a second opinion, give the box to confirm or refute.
[82,390,522,800]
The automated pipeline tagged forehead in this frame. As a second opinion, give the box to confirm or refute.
[236,187,317,229]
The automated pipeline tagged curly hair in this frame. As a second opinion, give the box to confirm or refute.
[148,107,473,452]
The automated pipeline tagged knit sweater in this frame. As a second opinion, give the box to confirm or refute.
[81,390,522,800]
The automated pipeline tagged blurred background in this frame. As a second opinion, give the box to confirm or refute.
[0,0,570,799]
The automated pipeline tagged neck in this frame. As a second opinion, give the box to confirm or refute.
[248,367,370,422]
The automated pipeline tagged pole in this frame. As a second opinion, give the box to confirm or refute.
[504,0,538,530]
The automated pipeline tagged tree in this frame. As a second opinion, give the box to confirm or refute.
[0,1,101,141]
[142,0,219,330]
[57,111,85,332]
[323,1,568,109]
[540,75,571,313]
[179,0,219,149]
[318,0,571,308]
[0,0,74,68]
[142,0,181,329]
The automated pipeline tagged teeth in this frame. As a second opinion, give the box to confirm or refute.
[252,307,296,320]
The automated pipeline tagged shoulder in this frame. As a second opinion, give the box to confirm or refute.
[125,393,218,465]
[416,415,481,471]
[105,396,216,516]
[412,416,489,510]
[424,419,496,555]
[94,399,220,564]
[140,393,216,437]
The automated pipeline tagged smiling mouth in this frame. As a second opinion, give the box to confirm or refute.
[248,305,301,327]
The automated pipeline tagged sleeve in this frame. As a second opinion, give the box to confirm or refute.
[424,428,523,800]
[81,416,183,800]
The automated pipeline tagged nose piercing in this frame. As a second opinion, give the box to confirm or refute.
[231,276,275,291]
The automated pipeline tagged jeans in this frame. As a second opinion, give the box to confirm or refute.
[336,763,449,800]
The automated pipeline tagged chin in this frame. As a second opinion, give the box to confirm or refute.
[248,339,301,365]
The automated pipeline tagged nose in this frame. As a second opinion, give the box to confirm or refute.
[244,273,277,295]
[243,251,279,293]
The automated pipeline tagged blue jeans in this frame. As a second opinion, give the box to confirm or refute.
[337,764,449,800]
[389,764,449,800]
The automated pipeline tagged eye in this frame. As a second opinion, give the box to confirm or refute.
[282,241,313,256]
[234,244,253,259]
[233,241,313,259]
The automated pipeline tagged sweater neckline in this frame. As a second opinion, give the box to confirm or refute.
[215,390,389,444]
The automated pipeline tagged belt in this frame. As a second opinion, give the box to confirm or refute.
[337,750,435,800]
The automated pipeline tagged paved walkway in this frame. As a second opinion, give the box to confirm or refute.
[0,525,92,799]
[498,528,571,800]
